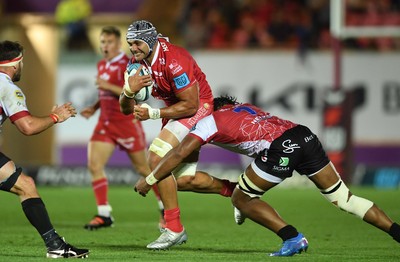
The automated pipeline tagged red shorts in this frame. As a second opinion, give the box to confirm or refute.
[91,118,147,153]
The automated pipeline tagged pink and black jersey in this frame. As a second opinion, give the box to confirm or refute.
[97,52,132,121]
[0,72,30,129]
[131,38,213,107]
[189,103,298,158]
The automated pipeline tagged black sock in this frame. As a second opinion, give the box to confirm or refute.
[21,198,64,249]
[277,225,298,241]
[389,223,400,243]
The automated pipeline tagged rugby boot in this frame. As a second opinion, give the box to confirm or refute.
[270,233,308,257]
[147,228,188,250]
[84,215,114,230]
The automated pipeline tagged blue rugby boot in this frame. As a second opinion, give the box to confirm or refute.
[270,233,308,257]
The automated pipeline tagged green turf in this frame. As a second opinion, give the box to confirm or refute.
[0,186,399,261]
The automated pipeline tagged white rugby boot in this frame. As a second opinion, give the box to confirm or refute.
[147,228,188,250]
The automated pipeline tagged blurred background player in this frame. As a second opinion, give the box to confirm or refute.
[120,20,236,249]
[135,95,400,256]
[80,26,158,230]
[0,40,89,258]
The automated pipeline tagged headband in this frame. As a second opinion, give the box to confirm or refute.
[0,53,23,67]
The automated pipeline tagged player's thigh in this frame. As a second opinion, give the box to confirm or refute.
[88,141,116,166]
[308,162,340,190]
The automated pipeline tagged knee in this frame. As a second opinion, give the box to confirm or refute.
[176,176,195,190]
[16,174,38,197]
[87,160,103,176]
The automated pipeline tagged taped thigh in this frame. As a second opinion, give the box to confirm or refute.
[321,179,373,219]
[0,167,22,192]
[148,138,173,158]
[172,162,197,178]
[237,172,265,198]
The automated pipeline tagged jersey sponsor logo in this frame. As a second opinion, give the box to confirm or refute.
[153,71,163,78]
[304,134,314,142]
[15,90,24,99]
[169,59,183,75]
[109,65,119,71]
[279,157,289,166]
[282,139,300,153]
[159,58,166,65]
[100,72,110,81]
[272,166,290,172]
[160,41,169,52]
[173,73,190,89]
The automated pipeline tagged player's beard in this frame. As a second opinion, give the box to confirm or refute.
[13,66,22,82]
[131,49,147,61]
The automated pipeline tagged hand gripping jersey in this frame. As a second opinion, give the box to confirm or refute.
[0,73,30,131]
[130,38,213,107]
[97,52,132,121]
[189,103,298,158]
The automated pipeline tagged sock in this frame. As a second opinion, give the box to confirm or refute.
[389,222,400,243]
[93,177,108,206]
[21,198,64,249]
[152,185,164,210]
[277,225,299,241]
[220,180,237,197]
[164,207,183,233]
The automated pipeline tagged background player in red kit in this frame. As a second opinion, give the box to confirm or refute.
[135,95,400,256]
[80,26,156,230]
[0,40,89,258]
[120,20,236,249]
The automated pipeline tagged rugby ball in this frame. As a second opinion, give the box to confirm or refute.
[125,63,153,102]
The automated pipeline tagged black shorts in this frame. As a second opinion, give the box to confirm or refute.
[254,125,330,180]
[0,152,11,168]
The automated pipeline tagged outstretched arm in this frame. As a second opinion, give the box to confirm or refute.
[13,102,77,136]
[134,135,202,196]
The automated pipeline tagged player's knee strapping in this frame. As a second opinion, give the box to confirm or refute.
[320,179,373,219]
[149,138,173,158]
[238,172,264,198]
[172,162,197,178]
[0,167,22,192]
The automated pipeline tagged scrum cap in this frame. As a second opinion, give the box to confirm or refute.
[126,20,158,53]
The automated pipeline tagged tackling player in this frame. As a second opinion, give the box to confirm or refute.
[80,26,158,230]
[120,20,236,249]
[134,95,400,256]
[0,40,89,258]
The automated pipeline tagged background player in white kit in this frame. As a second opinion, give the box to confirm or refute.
[135,95,400,256]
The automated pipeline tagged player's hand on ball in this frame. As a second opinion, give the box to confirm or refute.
[126,65,153,93]
[134,177,152,197]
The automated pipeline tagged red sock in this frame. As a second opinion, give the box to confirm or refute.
[152,185,161,201]
[220,180,237,197]
[164,207,183,233]
[92,178,108,205]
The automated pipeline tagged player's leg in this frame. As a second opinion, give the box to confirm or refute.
[146,128,187,249]
[309,162,400,243]
[0,154,89,258]
[231,163,308,257]
[84,141,115,230]
[127,149,165,229]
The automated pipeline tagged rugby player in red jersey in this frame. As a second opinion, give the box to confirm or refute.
[135,95,400,256]
[80,26,156,230]
[120,20,236,249]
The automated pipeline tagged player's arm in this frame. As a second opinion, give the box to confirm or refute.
[160,82,199,119]
[134,83,199,121]
[13,102,77,136]
[96,77,124,96]
[134,134,202,196]
[80,101,99,119]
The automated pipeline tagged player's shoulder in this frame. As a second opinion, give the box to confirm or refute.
[0,77,24,100]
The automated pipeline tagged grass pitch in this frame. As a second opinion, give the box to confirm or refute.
[0,186,399,261]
